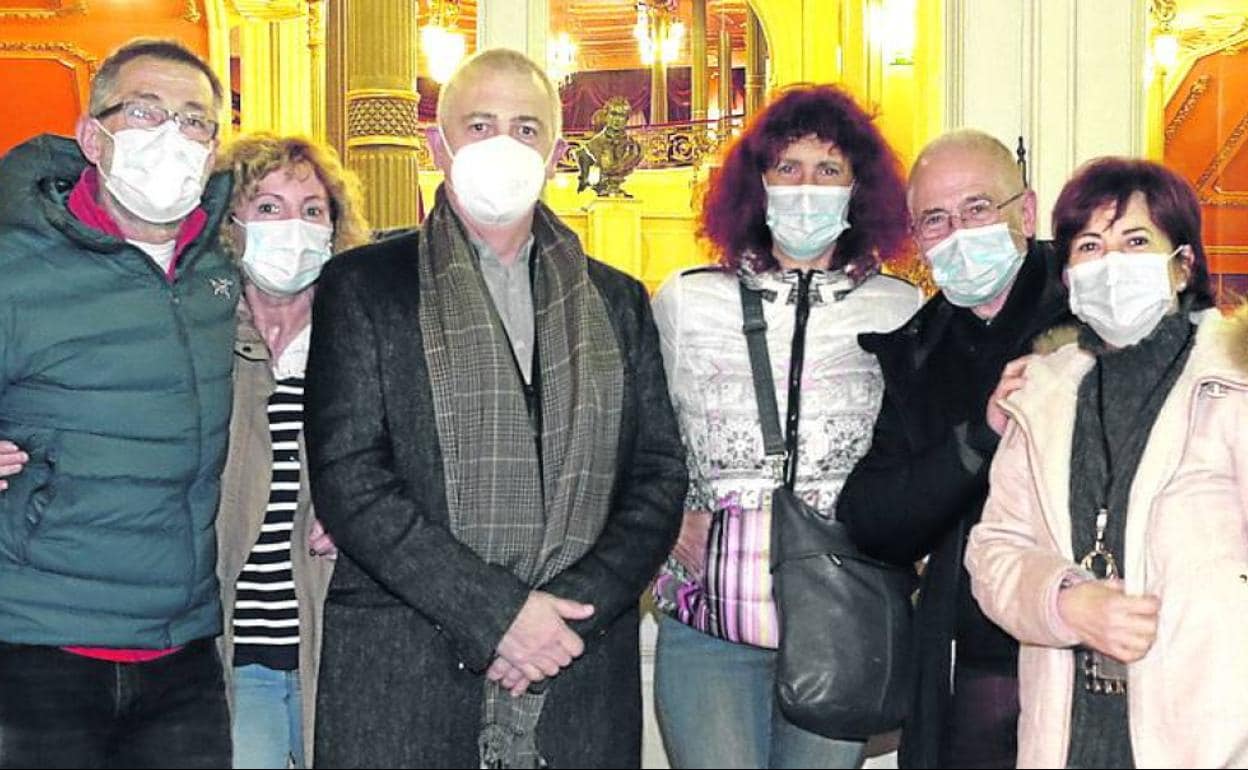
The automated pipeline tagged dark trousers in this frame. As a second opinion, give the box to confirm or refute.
[939,662,1020,770]
[0,638,231,769]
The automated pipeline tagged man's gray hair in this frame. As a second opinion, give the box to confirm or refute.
[89,38,224,117]
[910,129,1024,193]
[436,48,563,140]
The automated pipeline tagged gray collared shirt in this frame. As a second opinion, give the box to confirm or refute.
[474,234,536,383]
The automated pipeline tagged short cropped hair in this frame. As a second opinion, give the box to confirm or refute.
[436,48,563,140]
[90,38,224,117]
[907,129,1024,209]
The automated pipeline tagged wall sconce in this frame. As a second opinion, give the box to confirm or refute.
[422,0,466,84]
[1148,0,1179,74]
[548,32,578,89]
[872,0,916,66]
[634,0,685,66]
[1153,31,1180,71]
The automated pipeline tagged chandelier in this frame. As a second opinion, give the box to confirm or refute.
[634,0,685,66]
[548,32,579,89]
[422,0,467,84]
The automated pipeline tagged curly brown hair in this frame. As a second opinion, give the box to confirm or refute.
[700,84,909,274]
[215,132,370,259]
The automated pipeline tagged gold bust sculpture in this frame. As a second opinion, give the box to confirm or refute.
[575,97,643,198]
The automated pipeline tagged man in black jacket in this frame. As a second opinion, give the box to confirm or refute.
[304,48,687,769]
[837,129,1071,769]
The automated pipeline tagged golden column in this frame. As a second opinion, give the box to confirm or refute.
[744,7,765,118]
[325,0,347,158]
[717,21,732,129]
[651,40,669,125]
[691,0,708,122]
[343,0,422,230]
[307,0,327,143]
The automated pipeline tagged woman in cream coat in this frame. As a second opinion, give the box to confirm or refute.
[966,157,1248,768]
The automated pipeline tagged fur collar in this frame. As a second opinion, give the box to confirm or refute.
[1031,302,1248,377]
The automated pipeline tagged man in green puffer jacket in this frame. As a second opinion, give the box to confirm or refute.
[0,39,238,769]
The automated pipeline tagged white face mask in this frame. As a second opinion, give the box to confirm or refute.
[443,131,548,227]
[925,222,1026,308]
[764,184,852,262]
[98,121,211,224]
[236,217,335,297]
[1066,249,1180,348]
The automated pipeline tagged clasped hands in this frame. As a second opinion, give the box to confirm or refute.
[488,590,594,697]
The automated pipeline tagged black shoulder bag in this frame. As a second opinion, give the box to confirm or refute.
[739,276,916,740]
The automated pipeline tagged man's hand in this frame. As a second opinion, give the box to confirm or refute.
[492,591,593,694]
[1058,578,1160,663]
[0,441,27,492]
[308,518,338,559]
[986,355,1035,436]
[670,509,711,578]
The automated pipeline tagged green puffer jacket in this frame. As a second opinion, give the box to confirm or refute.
[0,134,239,648]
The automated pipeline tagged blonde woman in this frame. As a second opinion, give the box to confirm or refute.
[213,133,369,769]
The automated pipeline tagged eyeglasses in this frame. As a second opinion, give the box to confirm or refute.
[94,100,219,143]
[913,190,1026,241]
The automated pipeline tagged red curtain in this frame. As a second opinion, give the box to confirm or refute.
[418,69,745,130]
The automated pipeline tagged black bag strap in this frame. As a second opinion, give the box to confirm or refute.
[739,275,812,490]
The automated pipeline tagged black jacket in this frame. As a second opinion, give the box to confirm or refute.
[837,242,1071,768]
[304,231,688,768]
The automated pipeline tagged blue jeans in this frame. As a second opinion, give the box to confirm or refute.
[231,663,304,769]
[0,638,231,769]
[654,614,866,769]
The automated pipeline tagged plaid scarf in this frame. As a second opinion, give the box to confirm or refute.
[417,189,624,768]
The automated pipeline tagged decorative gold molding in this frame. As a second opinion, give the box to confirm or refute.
[1165,74,1211,144]
[1149,0,1176,27]
[1177,15,1248,54]
[0,0,86,20]
[0,39,98,72]
[184,0,201,23]
[1199,199,1248,208]
[1195,107,1248,191]
[347,92,421,142]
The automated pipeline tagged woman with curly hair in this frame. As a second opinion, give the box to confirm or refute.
[649,84,922,768]
[213,133,369,769]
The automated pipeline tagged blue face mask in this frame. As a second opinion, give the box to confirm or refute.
[765,184,853,262]
[925,222,1025,307]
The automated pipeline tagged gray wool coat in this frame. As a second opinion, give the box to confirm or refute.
[304,229,688,769]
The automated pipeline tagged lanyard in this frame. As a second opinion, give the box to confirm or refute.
[1080,322,1194,579]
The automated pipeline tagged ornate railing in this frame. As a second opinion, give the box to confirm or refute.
[411,114,746,172]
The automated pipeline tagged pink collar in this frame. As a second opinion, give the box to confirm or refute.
[66,167,209,282]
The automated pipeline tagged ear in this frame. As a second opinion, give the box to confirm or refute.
[547,137,568,180]
[427,124,452,175]
[1177,243,1195,270]
[1173,244,1195,288]
[76,115,106,166]
[1019,189,1038,239]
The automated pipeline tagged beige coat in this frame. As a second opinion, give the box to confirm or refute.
[966,307,1248,769]
[216,319,334,766]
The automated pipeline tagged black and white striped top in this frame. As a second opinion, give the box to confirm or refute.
[232,377,304,671]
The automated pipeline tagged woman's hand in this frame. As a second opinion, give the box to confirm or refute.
[671,509,712,578]
[1057,578,1160,663]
